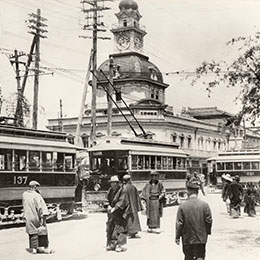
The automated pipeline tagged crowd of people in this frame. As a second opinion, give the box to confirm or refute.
[221,173,260,218]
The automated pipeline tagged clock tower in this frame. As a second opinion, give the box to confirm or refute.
[111,0,146,53]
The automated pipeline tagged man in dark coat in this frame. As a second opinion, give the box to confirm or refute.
[122,174,142,238]
[106,175,129,252]
[176,179,212,260]
[141,170,165,234]
[229,175,244,218]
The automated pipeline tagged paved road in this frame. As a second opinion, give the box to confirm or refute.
[1,192,260,260]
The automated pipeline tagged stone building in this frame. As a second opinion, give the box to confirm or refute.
[47,0,259,176]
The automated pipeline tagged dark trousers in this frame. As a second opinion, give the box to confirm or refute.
[183,243,206,260]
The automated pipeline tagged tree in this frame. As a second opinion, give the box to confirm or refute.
[192,31,260,126]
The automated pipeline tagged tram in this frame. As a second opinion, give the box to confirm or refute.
[207,149,260,186]
[86,136,189,208]
[0,124,80,225]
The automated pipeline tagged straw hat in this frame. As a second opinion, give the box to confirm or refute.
[108,175,120,182]
[222,174,233,182]
[123,174,131,180]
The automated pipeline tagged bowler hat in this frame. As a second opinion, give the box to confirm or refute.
[109,175,120,182]
[29,180,40,187]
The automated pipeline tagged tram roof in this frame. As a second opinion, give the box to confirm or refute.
[208,154,260,162]
[0,135,77,152]
[89,137,188,157]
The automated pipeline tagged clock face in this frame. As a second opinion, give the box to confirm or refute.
[116,34,130,50]
[134,36,142,49]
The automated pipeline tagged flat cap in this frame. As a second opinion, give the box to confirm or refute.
[123,174,131,180]
[29,180,40,187]
[186,179,200,189]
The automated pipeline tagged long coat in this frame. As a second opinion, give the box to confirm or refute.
[106,186,129,247]
[141,180,165,228]
[176,196,212,245]
[22,190,49,235]
[124,182,142,234]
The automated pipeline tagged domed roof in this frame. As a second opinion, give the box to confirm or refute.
[119,0,138,11]
[98,52,165,84]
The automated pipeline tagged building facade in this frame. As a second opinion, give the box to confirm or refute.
[47,0,260,176]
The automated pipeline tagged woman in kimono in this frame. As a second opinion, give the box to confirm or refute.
[141,171,165,233]
[244,182,257,217]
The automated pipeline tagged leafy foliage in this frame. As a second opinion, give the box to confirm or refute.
[192,32,260,126]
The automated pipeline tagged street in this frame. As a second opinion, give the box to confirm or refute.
[1,191,260,260]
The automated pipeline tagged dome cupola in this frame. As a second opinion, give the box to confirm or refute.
[119,0,138,10]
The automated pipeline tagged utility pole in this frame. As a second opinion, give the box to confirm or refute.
[107,56,113,136]
[9,49,26,126]
[28,9,47,129]
[80,0,112,145]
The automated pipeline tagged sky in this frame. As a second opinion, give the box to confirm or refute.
[1,0,260,129]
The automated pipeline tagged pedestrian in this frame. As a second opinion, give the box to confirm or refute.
[106,175,129,252]
[140,170,165,234]
[221,174,232,214]
[22,180,54,254]
[229,175,244,218]
[194,172,206,196]
[244,182,257,217]
[122,174,142,238]
[175,179,213,260]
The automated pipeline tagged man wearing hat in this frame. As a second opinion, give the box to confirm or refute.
[122,174,142,238]
[176,179,212,260]
[141,170,165,233]
[221,174,232,214]
[106,175,129,252]
[22,180,53,254]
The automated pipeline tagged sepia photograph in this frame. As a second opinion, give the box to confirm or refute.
[1,0,260,259]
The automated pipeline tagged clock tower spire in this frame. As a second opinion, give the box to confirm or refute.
[111,0,146,53]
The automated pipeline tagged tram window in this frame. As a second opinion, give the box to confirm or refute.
[53,152,65,171]
[14,150,27,171]
[29,151,40,171]
[92,157,101,170]
[132,155,138,170]
[0,149,12,171]
[42,152,53,171]
[234,162,242,170]
[162,157,167,169]
[156,156,161,169]
[65,154,75,172]
[243,162,250,170]
[151,156,155,169]
[252,162,259,170]
[168,157,173,170]
[173,157,177,169]
[138,155,144,169]
[118,157,128,170]
[145,156,150,169]
[217,162,224,171]
[177,158,182,169]
[226,162,233,170]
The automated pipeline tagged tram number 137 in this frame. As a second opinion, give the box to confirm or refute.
[14,176,28,185]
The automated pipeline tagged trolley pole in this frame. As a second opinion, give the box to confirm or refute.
[107,56,113,136]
